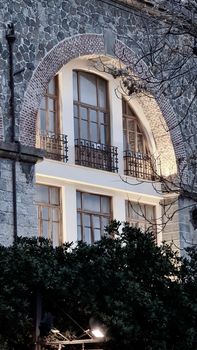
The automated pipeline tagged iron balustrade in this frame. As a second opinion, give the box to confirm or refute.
[75,139,118,172]
[37,131,68,162]
[124,150,157,180]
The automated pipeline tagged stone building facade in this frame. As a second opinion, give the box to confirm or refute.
[0,0,196,250]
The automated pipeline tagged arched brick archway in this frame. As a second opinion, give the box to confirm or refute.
[20,33,185,166]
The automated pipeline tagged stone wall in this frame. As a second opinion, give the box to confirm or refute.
[0,0,194,148]
[0,159,13,246]
[179,197,197,251]
[0,158,38,246]
[161,196,180,251]
[0,0,196,249]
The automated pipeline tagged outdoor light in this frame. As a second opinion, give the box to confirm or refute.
[91,328,104,338]
[51,328,60,334]
[43,313,106,349]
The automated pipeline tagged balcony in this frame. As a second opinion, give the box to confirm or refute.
[37,131,68,162]
[75,139,118,173]
[124,150,157,181]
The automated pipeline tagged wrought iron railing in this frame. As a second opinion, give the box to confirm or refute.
[37,131,68,162]
[124,150,157,180]
[75,139,118,172]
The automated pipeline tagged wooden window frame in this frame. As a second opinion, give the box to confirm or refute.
[123,99,149,154]
[73,70,110,145]
[38,75,60,134]
[36,184,62,245]
[125,200,157,235]
[77,191,112,243]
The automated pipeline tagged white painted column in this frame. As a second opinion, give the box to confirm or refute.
[60,65,75,164]
[155,203,163,245]
[109,79,124,174]
[62,184,77,243]
[112,194,126,224]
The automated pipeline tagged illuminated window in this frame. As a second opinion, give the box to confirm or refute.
[125,200,156,234]
[123,99,149,154]
[35,184,61,245]
[77,191,112,244]
[123,100,156,180]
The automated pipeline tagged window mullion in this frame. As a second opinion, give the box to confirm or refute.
[39,206,42,238]
[87,107,90,141]
[55,76,59,134]
[90,214,94,244]
[49,206,52,241]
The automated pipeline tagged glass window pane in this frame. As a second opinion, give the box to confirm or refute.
[93,215,101,228]
[129,202,138,220]
[90,109,97,122]
[102,217,110,232]
[39,110,46,131]
[83,193,100,212]
[40,97,46,109]
[128,120,135,131]
[50,187,59,205]
[80,107,88,120]
[129,132,135,151]
[74,118,79,139]
[98,78,107,108]
[49,112,55,132]
[146,206,154,221]
[48,77,55,95]
[52,222,59,245]
[94,228,101,242]
[52,208,59,221]
[90,122,98,142]
[81,120,88,139]
[77,192,81,209]
[77,213,81,227]
[79,72,97,106]
[123,132,127,150]
[140,204,145,218]
[137,134,144,153]
[73,104,78,117]
[77,225,82,241]
[73,71,78,101]
[84,227,91,244]
[48,78,55,94]
[83,214,91,226]
[48,98,55,111]
[42,221,49,239]
[123,118,126,130]
[133,204,141,220]
[99,112,104,124]
[100,124,106,144]
[36,185,49,203]
[101,197,110,214]
[42,207,49,220]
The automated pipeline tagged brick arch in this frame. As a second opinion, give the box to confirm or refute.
[20,33,185,166]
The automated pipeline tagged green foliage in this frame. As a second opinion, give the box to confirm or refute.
[0,223,197,349]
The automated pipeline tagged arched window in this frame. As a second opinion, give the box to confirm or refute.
[123,100,156,180]
[38,76,59,134]
[123,99,149,154]
[37,76,68,162]
[73,71,118,172]
[73,71,110,144]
